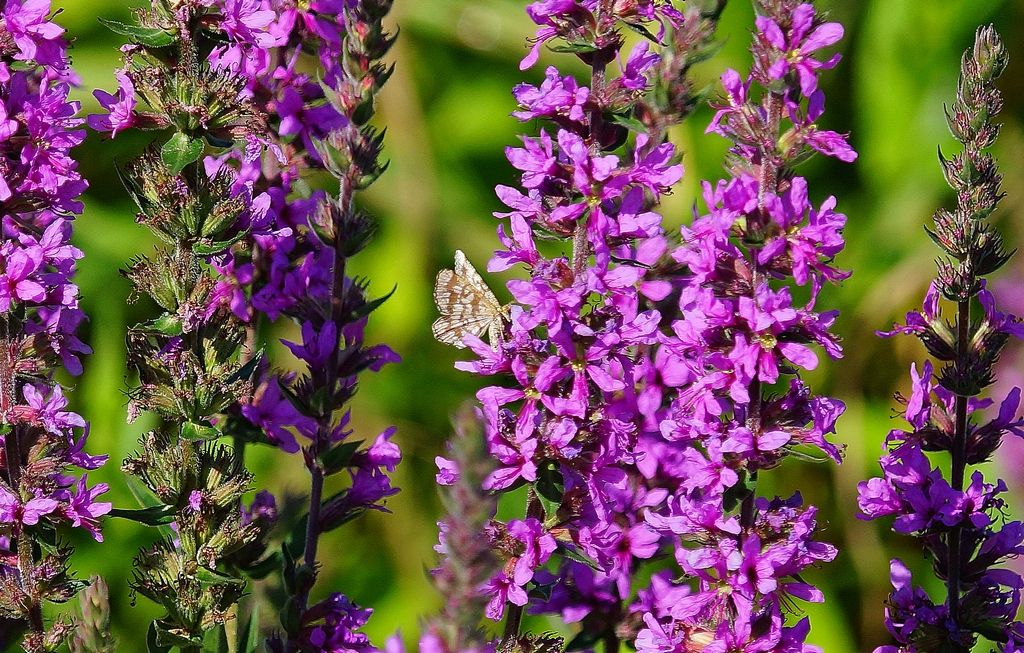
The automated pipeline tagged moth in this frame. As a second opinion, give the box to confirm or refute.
[432,250,506,349]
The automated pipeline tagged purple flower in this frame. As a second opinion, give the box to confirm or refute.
[483,572,528,620]
[0,247,45,310]
[859,26,1024,651]
[439,0,852,645]
[508,518,557,586]
[756,4,843,96]
[619,42,660,91]
[2,0,67,70]
[519,0,579,70]
[435,456,459,486]
[241,490,278,526]
[299,594,380,653]
[0,488,58,527]
[240,373,316,452]
[56,477,112,541]
[512,67,589,125]
[220,0,283,48]
[88,70,136,136]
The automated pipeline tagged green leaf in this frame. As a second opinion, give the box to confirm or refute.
[280,539,297,594]
[565,627,603,652]
[109,505,176,526]
[35,525,58,554]
[202,624,230,653]
[535,463,564,505]
[161,132,204,175]
[320,440,364,476]
[276,379,309,416]
[195,566,245,588]
[116,162,150,214]
[621,18,661,43]
[352,284,397,319]
[221,414,274,447]
[154,622,200,648]
[241,552,281,580]
[721,469,751,513]
[319,506,366,533]
[181,421,221,441]
[192,230,249,256]
[285,514,309,561]
[547,40,598,54]
[608,112,648,135]
[138,314,183,337]
[227,348,265,385]
[557,543,601,571]
[205,132,235,148]
[99,18,176,48]
[237,601,261,653]
[146,623,172,653]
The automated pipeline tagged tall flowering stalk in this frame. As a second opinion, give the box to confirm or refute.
[257,2,403,650]
[421,406,501,653]
[0,2,108,651]
[435,0,855,650]
[636,0,855,649]
[434,0,705,649]
[180,1,402,650]
[94,0,400,648]
[90,1,284,648]
[857,26,1024,653]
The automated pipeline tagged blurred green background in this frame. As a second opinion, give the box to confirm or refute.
[40,0,1024,650]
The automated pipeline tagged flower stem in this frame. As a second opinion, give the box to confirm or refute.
[499,491,545,647]
[740,91,782,530]
[302,458,325,606]
[5,426,43,641]
[571,218,590,278]
[4,425,42,646]
[947,297,970,640]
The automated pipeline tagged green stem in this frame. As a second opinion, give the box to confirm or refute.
[947,298,969,645]
[498,492,545,648]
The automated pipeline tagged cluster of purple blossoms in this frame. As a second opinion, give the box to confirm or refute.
[857,26,1024,653]
[205,2,402,649]
[634,0,854,649]
[90,0,400,649]
[433,0,854,651]
[442,0,688,644]
[0,0,108,649]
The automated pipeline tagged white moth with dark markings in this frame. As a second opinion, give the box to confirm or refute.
[432,250,506,349]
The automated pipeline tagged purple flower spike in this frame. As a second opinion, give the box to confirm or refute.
[859,26,1024,652]
[0,4,99,644]
[433,1,852,651]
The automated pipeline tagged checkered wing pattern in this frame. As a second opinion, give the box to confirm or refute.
[432,250,504,349]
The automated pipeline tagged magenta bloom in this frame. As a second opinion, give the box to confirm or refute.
[220,0,282,48]
[298,594,380,653]
[756,3,843,96]
[88,70,136,136]
[2,0,67,70]
[483,572,529,620]
[57,477,112,541]
[0,488,58,527]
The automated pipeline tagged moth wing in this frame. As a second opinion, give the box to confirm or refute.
[487,318,504,349]
[433,268,459,312]
[433,250,505,348]
[453,249,501,312]
[432,313,496,349]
